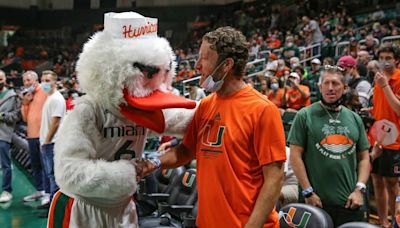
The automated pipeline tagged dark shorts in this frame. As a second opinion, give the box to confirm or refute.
[371,148,400,177]
[323,204,367,227]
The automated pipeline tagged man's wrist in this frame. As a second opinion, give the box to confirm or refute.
[148,157,162,170]
[355,182,367,194]
[302,187,314,198]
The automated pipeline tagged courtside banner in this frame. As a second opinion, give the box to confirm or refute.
[104,12,158,39]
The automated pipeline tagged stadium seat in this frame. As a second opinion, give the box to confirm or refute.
[137,167,186,217]
[337,222,380,228]
[282,111,297,139]
[155,167,186,194]
[279,203,334,228]
[139,168,197,227]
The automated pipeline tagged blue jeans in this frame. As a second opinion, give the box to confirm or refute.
[0,140,11,192]
[28,138,50,193]
[41,143,59,200]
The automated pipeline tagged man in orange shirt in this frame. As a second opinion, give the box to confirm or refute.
[368,46,400,228]
[285,72,311,111]
[20,71,50,207]
[137,27,286,228]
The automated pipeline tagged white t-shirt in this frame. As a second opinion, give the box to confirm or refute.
[40,90,66,144]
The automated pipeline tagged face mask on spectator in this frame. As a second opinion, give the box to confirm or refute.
[286,42,294,47]
[0,82,4,91]
[201,60,228,93]
[379,60,395,71]
[41,82,52,93]
[345,74,352,83]
[26,85,35,93]
[270,83,279,90]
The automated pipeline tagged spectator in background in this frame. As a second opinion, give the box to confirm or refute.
[302,15,324,45]
[276,59,290,78]
[337,56,372,110]
[288,66,370,227]
[38,70,66,217]
[323,57,335,66]
[285,72,311,111]
[267,34,282,49]
[370,46,400,228]
[267,76,285,111]
[357,51,371,66]
[188,82,206,101]
[0,70,21,203]
[366,60,380,83]
[364,35,378,58]
[21,71,50,206]
[250,40,260,56]
[283,35,300,60]
[289,57,301,70]
[307,58,322,96]
[259,79,269,96]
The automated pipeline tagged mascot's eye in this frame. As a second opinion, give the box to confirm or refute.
[133,62,160,79]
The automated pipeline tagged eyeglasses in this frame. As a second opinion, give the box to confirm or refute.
[323,65,345,72]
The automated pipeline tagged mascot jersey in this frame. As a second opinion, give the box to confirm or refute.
[51,95,144,228]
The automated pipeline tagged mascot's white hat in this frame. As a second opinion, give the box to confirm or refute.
[76,12,196,133]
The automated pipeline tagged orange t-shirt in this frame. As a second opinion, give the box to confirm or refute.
[286,85,311,110]
[268,89,285,108]
[183,86,286,228]
[275,66,290,78]
[21,85,48,138]
[372,69,400,150]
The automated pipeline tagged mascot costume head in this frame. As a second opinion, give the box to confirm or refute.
[50,12,196,227]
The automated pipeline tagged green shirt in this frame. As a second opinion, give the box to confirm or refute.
[288,102,370,206]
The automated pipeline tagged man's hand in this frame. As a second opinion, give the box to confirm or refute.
[21,92,33,105]
[395,202,400,226]
[158,141,172,153]
[345,190,364,209]
[305,193,323,208]
[375,71,389,88]
[370,144,383,162]
[360,107,373,113]
[133,159,158,180]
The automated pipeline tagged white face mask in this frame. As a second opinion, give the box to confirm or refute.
[345,74,352,83]
[379,60,395,71]
[200,60,228,93]
[270,83,279,90]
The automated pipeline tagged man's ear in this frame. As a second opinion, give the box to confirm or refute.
[224,58,235,72]
[343,84,349,92]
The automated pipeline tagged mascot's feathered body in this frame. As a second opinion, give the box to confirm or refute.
[48,12,196,228]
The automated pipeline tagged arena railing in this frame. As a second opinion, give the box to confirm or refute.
[335,41,350,57]
[381,35,400,45]
[299,42,321,66]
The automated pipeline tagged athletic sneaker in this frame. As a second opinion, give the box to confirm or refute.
[0,191,12,203]
[23,191,45,202]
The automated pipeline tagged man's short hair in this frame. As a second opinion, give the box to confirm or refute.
[23,70,38,81]
[377,44,400,60]
[42,70,58,81]
[319,65,346,85]
[202,26,249,76]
